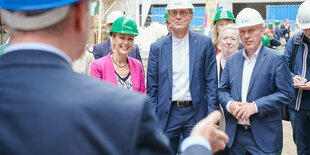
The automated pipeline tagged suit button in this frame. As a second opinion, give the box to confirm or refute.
[166,111,168,114]
[169,97,171,100]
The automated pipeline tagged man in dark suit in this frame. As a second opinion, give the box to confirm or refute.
[147,0,218,153]
[218,8,294,154]
[0,0,228,154]
[280,19,292,42]
[93,10,142,62]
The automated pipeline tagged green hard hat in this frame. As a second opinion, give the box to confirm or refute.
[110,16,138,36]
[268,23,273,27]
[213,8,235,25]
[164,12,168,20]
[262,34,270,46]
[275,20,280,26]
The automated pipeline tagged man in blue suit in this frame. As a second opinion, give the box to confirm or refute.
[93,11,142,62]
[0,0,228,154]
[218,8,294,154]
[147,0,218,153]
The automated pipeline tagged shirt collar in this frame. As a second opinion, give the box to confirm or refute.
[172,33,189,41]
[3,42,72,64]
[242,43,262,61]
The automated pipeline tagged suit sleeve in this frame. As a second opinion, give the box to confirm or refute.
[283,36,297,77]
[134,44,143,63]
[218,57,235,110]
[93,44,101,60]
[139,62,146,94]
[254,54,294,117]
[270,37,281,47]
[90,61,103,80]
[135,100,172,155]
[205,39,219,114]
[146,44,159,112]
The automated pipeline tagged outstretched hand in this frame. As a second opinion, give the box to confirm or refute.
[190,111,229,153]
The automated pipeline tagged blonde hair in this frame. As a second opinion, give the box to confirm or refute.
[212,19,234,46]
[218,24,239,41]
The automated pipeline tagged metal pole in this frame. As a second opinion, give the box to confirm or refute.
[98,0,102,43]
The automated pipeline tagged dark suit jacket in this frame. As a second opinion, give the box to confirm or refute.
[147,31,218,131]
[280,24,291,40]
[93,38,142,63]
[218,45,294,152]
[0,50,170,155]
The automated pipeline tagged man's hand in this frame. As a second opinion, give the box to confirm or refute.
[293,75,307,85]
[230,101,243,119]
[296,81,310,90]
[190,111,229,153]
[229,101,243,116]
[293,75,310,90]
[235,102,256,120]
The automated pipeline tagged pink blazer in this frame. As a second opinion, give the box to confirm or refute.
[90,52,146,94]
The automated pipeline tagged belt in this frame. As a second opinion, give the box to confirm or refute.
[237,124,251,131]
[172,101,192,108]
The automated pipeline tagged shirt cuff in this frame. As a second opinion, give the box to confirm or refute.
[181,136,211,153]
[226,101,233,113]
[253,101,258,113]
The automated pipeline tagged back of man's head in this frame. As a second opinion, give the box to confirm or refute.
[0,0,90,60]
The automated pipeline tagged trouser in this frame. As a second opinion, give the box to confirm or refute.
[288,108,310,155]
[164,103,196,154]
[229,125,278,155]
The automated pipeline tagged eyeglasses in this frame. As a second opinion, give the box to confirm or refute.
[168,10,191,17]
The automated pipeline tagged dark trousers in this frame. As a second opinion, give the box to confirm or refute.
[288,108,310,155]
[229,126,278,155]
[164,103,196,154]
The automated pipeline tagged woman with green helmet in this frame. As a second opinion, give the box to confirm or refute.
[212,8,237,55]
[90,16,146,94]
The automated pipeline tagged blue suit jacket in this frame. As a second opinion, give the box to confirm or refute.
[284,34,310,110]
[218,45,294,152]
[93,38,142,62]
[0,50,171,155]
[274,27,284,40]
[147,31,218,131]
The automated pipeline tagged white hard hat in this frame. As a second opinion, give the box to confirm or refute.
[1,6,70,31]
[235,8,264,28]
[106,10,124,25]
[166,0,194,12]
[296,0,310,30]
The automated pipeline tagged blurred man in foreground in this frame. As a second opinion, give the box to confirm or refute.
[0,0,227,154]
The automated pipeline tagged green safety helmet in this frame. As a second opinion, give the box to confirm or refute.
[110,16,138,36]
[268,23,273,27]
[213,8,235,25]
[262,34,270,46]
[164,12,168,20]
[275,20,280,26]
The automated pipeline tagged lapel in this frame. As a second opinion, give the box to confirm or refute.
[164,35,173,88]
[189,31,197,82]
[247,45,267,96]
[235,51,245,99]
[106,53,118,85]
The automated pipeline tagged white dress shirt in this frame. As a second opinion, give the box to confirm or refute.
[227,44,262,125]
[172,34,192,101]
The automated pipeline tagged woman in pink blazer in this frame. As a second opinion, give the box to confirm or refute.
[90,16,146,94]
